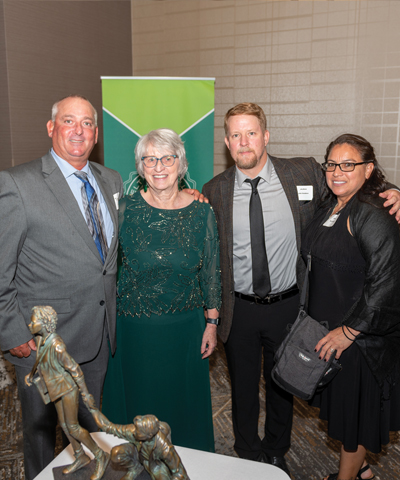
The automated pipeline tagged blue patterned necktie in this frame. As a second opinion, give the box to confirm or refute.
[74,171,108,263]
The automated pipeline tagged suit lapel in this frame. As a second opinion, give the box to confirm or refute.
[270,156,301,252]
[220,167,235,264]
[41,153,103,264]
[89,162,119,267]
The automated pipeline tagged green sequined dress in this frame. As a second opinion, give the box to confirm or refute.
[102,192,221,452]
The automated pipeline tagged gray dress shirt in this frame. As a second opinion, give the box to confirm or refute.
[233,155,297,295]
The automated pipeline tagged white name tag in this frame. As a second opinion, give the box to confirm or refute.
[323,213,340,227]
[297,185,313,201]
[113,193,119,210]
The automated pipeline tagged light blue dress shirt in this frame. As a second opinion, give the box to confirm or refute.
[51,149,114,247]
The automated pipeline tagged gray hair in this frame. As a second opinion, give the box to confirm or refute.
[135,128,188,180]
[51,95,98,126]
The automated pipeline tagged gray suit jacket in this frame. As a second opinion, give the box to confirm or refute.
[202,155,327,343]
[0,152,123,367]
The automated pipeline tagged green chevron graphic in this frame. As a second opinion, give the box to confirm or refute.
[102,78,214,136]
[102,78,215,194]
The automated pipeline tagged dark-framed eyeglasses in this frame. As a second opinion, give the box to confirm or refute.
[321,161,372,172]
[141,155,178,168]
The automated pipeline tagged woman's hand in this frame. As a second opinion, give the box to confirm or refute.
[315,326,359,360]
[201,324,217,359]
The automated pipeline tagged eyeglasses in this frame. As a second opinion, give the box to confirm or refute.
[141,155,178,168]
[321,161,372,172]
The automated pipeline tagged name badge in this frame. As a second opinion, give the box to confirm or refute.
[113,193,119,210]
[297,185,313,201]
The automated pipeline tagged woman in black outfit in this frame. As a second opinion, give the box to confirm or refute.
[301,134,400,480]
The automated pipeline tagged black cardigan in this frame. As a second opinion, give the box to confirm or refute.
[343,195,400,388]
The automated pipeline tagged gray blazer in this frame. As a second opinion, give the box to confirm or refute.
[0,152,123,367]
[202,155,327,343]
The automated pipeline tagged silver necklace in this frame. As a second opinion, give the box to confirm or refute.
[330,202,347,217]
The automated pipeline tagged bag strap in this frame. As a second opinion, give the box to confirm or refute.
[300,213,330,311]
[299,255,311,310]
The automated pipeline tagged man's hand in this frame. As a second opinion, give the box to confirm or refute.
[183,188,209,203]
[9,338,36,358]
[380,190,400,223]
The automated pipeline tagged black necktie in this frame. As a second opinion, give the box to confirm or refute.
[245,177,271,298]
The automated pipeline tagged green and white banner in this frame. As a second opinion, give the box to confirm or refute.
[101,77,215,194]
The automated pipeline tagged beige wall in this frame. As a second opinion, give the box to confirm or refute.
[0,0,132,382]
[131,0,400,185]
[0,0,132,170]
[0,1,12,170]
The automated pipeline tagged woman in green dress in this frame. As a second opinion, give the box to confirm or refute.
[102,128,221,452]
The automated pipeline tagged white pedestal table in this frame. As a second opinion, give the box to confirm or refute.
[34,432,290,480]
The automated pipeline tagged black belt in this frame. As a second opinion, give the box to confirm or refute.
[235,286,299,305]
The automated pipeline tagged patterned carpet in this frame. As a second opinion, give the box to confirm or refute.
[1,340,400,479]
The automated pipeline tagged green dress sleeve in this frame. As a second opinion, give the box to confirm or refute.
[199,205,222,311]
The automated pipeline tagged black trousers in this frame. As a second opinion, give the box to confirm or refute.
[14,329,109,480]
[224,293,298,459]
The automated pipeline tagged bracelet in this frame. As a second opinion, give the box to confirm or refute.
[342,325,354,342]
[344,325,357,338]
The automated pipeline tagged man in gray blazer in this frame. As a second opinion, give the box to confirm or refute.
[0,95,123,480]
[202,103,400,476]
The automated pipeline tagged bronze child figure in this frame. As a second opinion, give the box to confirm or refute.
[87,405,188,480]
[25,306,109,480]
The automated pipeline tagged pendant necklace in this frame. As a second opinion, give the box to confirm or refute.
[323,202,347,228]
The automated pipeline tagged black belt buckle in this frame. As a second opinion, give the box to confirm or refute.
[263,294,278,305]
[255,294,277,305]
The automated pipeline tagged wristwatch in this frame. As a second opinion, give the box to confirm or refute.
[206,317,220,326]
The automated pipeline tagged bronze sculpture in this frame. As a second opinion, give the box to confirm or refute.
[25,306,109,480]
[25,306,189,480]
[85,403,189,480]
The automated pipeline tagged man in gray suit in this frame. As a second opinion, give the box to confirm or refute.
[202,102,400,476]
[0,95,123,480]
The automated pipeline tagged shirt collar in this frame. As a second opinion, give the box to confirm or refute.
[51,148,90,179]
[235,154,272,187]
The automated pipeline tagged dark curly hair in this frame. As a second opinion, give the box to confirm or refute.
[324,133,388,199]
